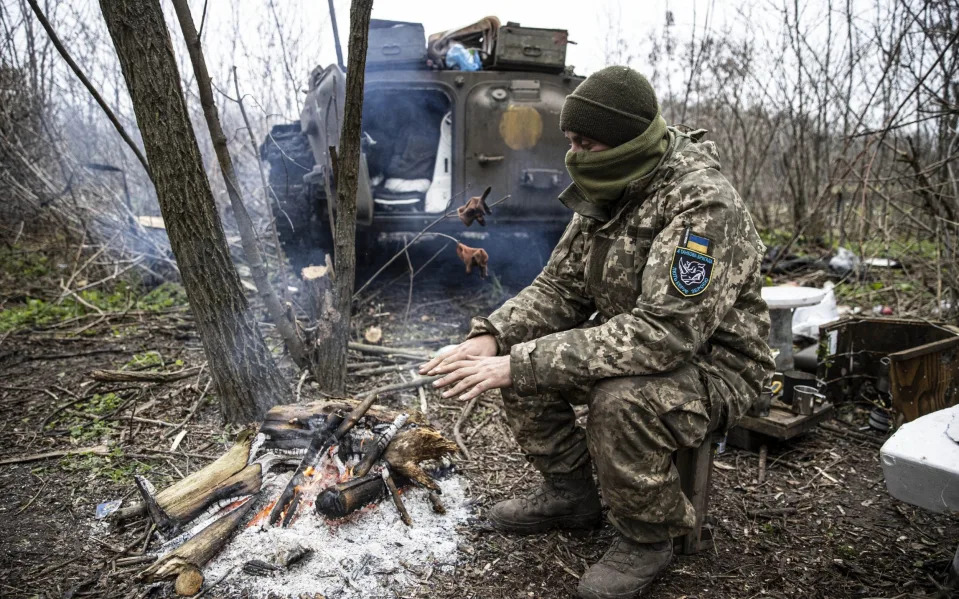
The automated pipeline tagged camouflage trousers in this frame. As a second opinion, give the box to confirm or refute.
[500,362,726,543]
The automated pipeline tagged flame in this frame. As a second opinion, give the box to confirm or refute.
[248,499,277,527]
[304,466,315,477]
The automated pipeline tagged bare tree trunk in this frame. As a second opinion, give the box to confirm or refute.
[99,0,287,423]
[170,0,310,372]
[313,0,373,395]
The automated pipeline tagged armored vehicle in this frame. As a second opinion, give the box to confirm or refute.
[260,18,583,276]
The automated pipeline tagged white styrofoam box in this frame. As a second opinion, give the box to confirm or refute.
[880,404,959,514]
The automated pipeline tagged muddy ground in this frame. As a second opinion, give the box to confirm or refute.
[0,249,956,599]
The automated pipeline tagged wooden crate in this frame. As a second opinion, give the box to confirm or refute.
[818,318,958,406]
[890,335,959,426]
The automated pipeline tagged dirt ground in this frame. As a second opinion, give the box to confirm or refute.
[0,251,957,599]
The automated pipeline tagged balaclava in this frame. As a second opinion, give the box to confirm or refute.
[559,66,669,214]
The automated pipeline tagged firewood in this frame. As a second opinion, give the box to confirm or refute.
[382,468,412,526]
[174,565,203,596]
[268,413,345,526]
[353,413,408,478]
[262,402,454,490]
[141,497,254,582]
[315,473,386,519]
[134,475,176,535]
[428,491,446,514]
[161,464,261,525]
[384,427,457,491]
[260,400,426,451]
[113,430,254,523]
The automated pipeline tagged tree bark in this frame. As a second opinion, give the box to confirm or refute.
[169,0,310,372]
[314,0,373,395]
[98,0,287,423]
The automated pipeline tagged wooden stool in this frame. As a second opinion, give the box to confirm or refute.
[673,434,717,554]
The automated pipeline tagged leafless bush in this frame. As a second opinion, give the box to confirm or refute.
[613,0,958,320]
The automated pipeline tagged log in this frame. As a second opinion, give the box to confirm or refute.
[268,413,344,526]
[174,565,203,596]
[353,413,407,478]
[141,497,254,582]
[113,430,254,522]
[160,464,261,526]
[314,473,386,519]
[260,401,455,489]
[384,427,457,491]
[134,475,176,535]
[259,400,426,450]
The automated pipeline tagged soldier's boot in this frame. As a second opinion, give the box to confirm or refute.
[488,469,602,534]
[577,536,673,599]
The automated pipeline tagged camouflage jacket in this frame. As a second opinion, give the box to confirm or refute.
[469,129,775,418]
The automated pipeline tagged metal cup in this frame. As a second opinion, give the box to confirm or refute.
[792,385,823,415]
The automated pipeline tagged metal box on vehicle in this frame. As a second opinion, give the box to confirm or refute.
[493,23,569,74]
[366,20,427,69]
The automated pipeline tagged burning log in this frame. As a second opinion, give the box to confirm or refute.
[262,400,455,491]
[353,413,408,478]
[173,566,203,596]
[267,412,345,527]
[113,430,255,524]
[259,399,425,451]
[141,497,255,592]
[314,472,386,519]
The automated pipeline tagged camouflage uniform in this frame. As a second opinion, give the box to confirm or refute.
[470,129,775,543]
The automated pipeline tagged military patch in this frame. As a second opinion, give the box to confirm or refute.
[670,230,714,297]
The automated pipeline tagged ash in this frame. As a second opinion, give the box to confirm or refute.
[204,471,471,598]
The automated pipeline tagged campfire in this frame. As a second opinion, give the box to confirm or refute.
[109,397,465,597]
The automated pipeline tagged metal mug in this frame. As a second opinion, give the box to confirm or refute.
[792,385,824,415]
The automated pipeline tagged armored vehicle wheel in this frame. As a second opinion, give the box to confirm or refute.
[260,123,328,274]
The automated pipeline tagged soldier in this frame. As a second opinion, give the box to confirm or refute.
[420,65,775,599]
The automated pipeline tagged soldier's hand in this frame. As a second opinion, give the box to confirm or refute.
[419,334,497,376]
[429,355,512,401]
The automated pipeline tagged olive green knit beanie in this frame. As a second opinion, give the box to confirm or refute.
[559,66,660,147]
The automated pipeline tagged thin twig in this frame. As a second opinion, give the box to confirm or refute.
[453,396,479,460]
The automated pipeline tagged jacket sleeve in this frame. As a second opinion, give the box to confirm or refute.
[510,169,753,396]
[467,214,596,356]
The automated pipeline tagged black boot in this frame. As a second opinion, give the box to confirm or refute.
[577,536,673,599]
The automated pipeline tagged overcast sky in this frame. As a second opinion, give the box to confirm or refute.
[311,0,738,76]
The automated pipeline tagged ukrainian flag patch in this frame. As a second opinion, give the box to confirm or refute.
[670,229,714,297]
[686,233,710,254]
